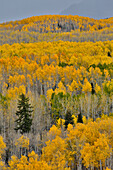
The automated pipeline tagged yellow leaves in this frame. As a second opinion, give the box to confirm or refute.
[104,69,110,80]
[56,118,65,128]
[82,78,91,94]
[69,55,77,66]
[46,89,54,102]
[28,151,39,163]
[106,167,111,170]
[84,121,99,145]
[28,160,52,170]
[51,54,59,65]
[7,85,26,99]
[94,67,102,77]
[67,124,73,132]
[55,81,66,95]
[16,156,28,170]
[8,75,26,86]
[47,125,61,140]
[81,133,111,168]
[41,55,49,66]
[68,80,78,93]
[9,153,52,170]
[81,143,96,168]
[72,115,77,125]
[94,134,111,165]
[103,79,113,95]
[83,116,87,124]
[42,136,67,169]
[18,85,26,95]
[9,155,19,170]
[7,117,113,169]
[0,41,113,102]
[81,134,111,168]
[0,161,6,170]
[15,136,29,149]
[0,136,6,160]
[95,83,101,94]
[1,15,113,36]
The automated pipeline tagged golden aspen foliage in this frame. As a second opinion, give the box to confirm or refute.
[68,80,78,93]
[16,156,28,170]
[46,89,54,102]
[0,136,6,160]
[0,161,6,170]
[15,136,29,150]
[82,116,87,124]
[1,16,113,169]
[56,118,65,128]
[72,115,77,126]
[94,134,111,166]
[41,136,68,170]
[81,143,97,168]
[95,83,101,94]
[8,155,19,170]
[55,81,66,95]
[7,86,26,99]
[47,125,61,141]
[81,134,111,168]
[82,78,92,94]
[106,168,111,170]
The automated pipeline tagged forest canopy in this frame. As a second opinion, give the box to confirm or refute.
[0,15,113,169]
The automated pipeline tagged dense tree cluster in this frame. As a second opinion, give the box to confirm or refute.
[1,15,112,33]
[0,15,113,169]
[0,40,112,169]
[1,15,113,45]
[0,116,113,169]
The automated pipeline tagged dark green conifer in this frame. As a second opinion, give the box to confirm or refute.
[64,110,74,129]
[77,112,83,123]
[15,94,33,134]
[91,82,95,95]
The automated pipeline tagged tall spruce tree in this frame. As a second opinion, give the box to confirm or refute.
[15,94,33,134]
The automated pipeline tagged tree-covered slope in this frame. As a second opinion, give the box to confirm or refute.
[1,15,113,45]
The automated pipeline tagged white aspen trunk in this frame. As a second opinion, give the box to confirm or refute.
[87,94,91,119]
[100,160,102,170]
[109,152,112,169]
[77,158,82,170]
[41,83,43,95]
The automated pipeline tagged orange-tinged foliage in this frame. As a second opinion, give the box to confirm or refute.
[0,41,113,100]
[1,17,113,169]
[0,117,113,169]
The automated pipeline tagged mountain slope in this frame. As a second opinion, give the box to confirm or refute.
[60,0,113,19]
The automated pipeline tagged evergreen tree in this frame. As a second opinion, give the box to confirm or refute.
[91,82,95,95]
[77,112,83,123]
[64,110,74,129]
[15,94,33,134]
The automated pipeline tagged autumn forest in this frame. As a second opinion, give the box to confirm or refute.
[0,15,113,169]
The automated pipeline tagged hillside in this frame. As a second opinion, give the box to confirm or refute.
[1,15,113,169]
[1,15,113,45]
[0,40,113,169]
